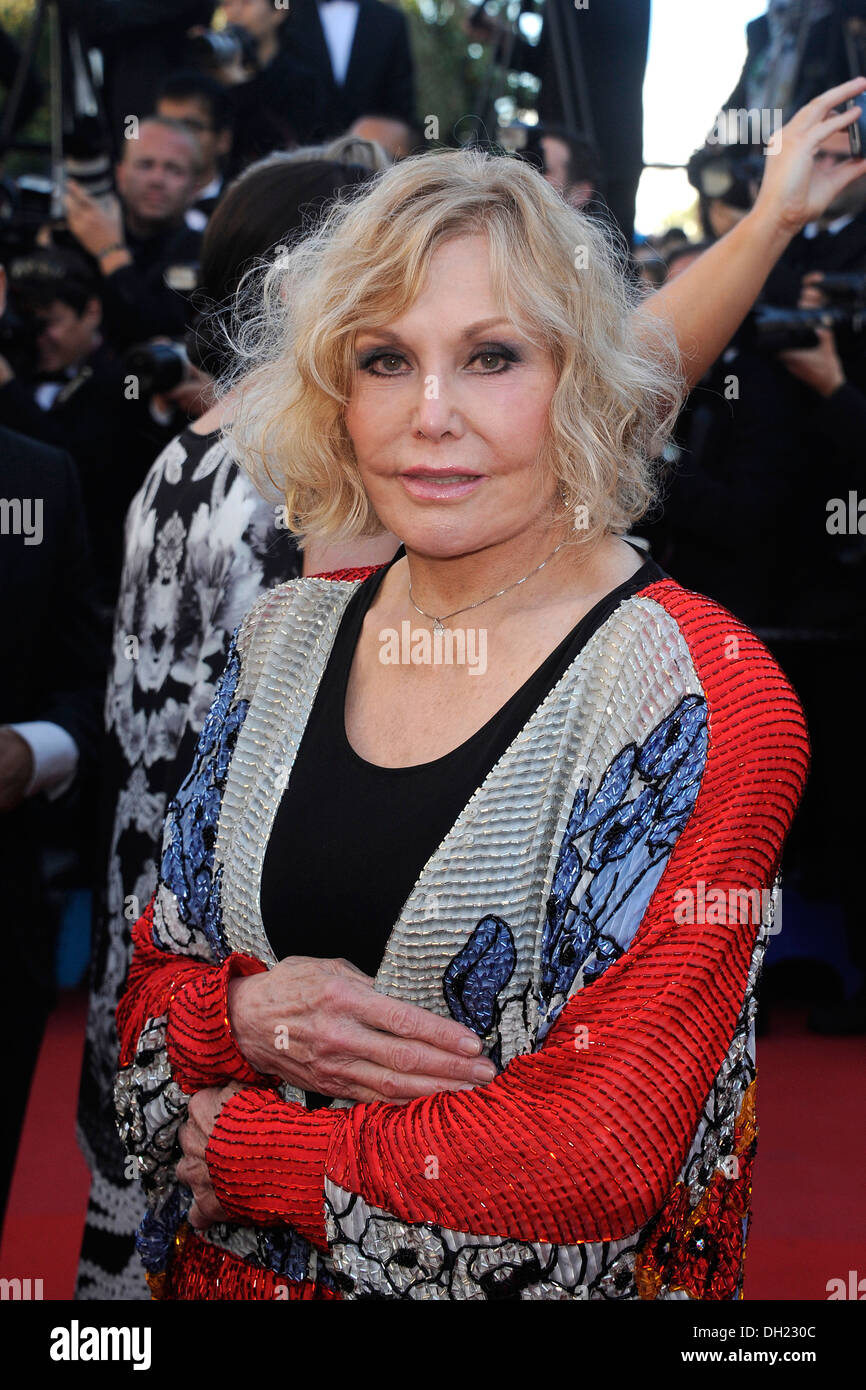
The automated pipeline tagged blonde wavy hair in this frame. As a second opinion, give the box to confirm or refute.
[221,146,686,547]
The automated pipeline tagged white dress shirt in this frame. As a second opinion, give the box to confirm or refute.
[4,720,79,800]
[801,214,856,239]
[317,0,360,86]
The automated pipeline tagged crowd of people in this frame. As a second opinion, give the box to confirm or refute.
[0,0,862,1305]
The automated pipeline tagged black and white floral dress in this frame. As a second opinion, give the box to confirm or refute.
[75,426,301,1299]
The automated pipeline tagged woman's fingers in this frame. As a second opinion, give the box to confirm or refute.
[319,1055,481,1103]
[240,955,493,1093]
[797,84,866,168]
[349,984,485,1058]
[331,1019,497,1085]
[807,102,866,154]
[177,1118,206,1162]
[186,1192,224,1229]
[330,956,375,980]
[802,75,866,123]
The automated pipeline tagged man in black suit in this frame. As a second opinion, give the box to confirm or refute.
[0,426,108,1234]
[237,0,417,142]
[62,116,203,354]
[0,249,176,608]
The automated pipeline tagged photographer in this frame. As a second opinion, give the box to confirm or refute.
[765,123,866,543]
[770,127,866,1034]
[61,116,203,354]
[639,267,809,632]
[214,0,322,167]
[277,0,417,141]
[0,249,174,608]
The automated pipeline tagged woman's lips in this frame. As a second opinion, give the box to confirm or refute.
[399,472,485,501]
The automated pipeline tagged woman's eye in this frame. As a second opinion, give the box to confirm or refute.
[470,348,518,372]
[363,352,406,375]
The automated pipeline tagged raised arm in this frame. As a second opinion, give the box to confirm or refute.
[636,78,866,389]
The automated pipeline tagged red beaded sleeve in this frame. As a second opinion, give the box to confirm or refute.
[116,905,269,1092]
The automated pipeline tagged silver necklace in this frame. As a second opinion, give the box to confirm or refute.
[407,541,566,634]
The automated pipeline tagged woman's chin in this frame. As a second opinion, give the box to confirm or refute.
[391,523,504,562]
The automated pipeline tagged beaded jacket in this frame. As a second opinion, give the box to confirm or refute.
[115,567,809,1301]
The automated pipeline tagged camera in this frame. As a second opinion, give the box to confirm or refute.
[748,273,866,353]
[122,340,192,397]
[687,145,766,211]
[186,24,258,75]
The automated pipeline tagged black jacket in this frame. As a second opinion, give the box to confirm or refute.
[0,426,109,932]
[98,219,202,354]
[283,0,416,139]
[0,426,108,771]
[0,344,174,606]
[0,429,108,1223]
[763,208,866,305]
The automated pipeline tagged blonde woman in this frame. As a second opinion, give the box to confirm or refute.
[115,82,864,1301]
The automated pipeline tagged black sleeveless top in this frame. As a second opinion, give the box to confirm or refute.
[260,545,665,976]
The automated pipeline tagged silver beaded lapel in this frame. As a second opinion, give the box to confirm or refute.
[215,578,701,1088]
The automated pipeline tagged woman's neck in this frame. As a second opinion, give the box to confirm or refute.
[397,523,597,627]
[189,393,233,436]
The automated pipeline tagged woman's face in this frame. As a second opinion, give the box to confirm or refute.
[344,234,560,558]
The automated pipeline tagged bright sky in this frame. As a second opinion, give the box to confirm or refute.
[636,0,767,235]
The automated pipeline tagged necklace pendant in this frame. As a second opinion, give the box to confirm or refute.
[433,618,445,635]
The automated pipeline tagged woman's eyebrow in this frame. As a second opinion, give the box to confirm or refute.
[355,317,519,348]
[458,316,515,339]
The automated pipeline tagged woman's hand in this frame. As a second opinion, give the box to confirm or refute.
[177,1083,240,1230]
[227,955,497,1103]
[752,78,866,237]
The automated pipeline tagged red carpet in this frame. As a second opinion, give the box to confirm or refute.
[0,993,863,1300]
[0,989,91,1300]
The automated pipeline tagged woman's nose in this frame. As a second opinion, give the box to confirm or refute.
[411,372,461,439]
